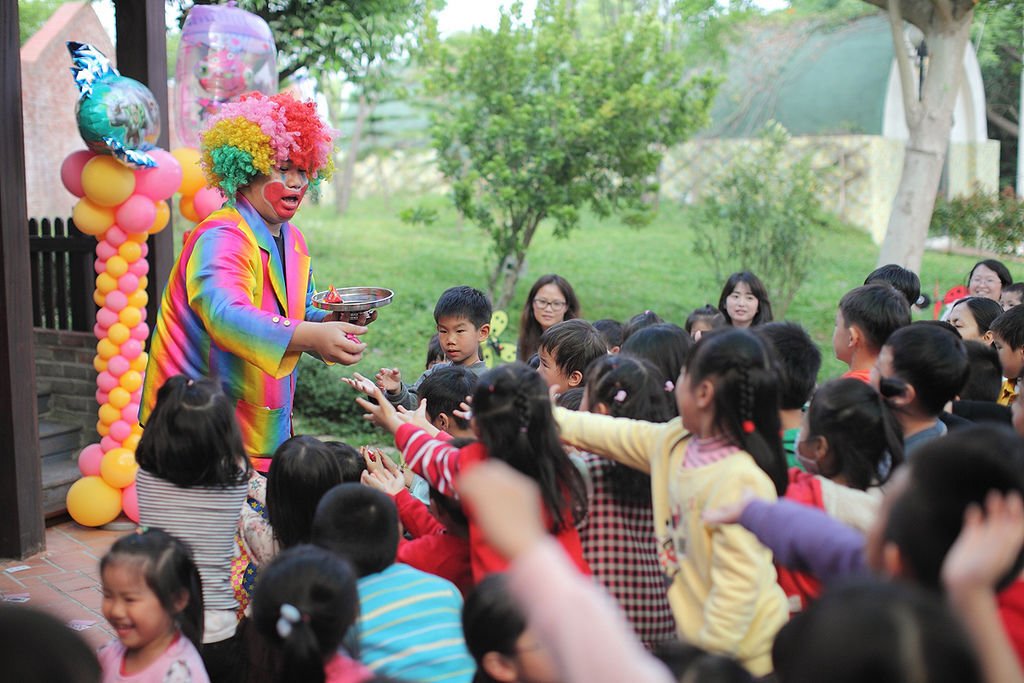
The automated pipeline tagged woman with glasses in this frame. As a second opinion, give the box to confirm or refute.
[517,274,580,362]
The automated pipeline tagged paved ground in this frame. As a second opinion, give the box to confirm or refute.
[0,519,128,650]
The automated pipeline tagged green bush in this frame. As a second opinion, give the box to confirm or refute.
[293,356,379,440]
[690,122,834,317]
[930,188,1024,255]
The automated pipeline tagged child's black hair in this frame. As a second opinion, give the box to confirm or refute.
[772,577,980,683]
[960,340,1002,402]
[685,304,726,335]
[418,365,480,431]
[517,274,580,362]
[684,329,788,495]
[806,378,904,489]
[717,271,774,326]
[429,486,469,536]
[990,304,1024,349]
[425,333,445,370]
[322,440,367,483]
[434,285,492,329]
[312,484,399,577]
[620,323,693,403]
[1002,282,1024,302]
[136,375,251,488]
[101,528,205,649]
[584,355,674,504]
[621,310,664,342]
[864,264,921,308]
[0,604,101,683]
[838,284,911,352]
[968,258,1013,289]
[251,544,360,683]
[473,363,587,532]
[651,641,753,683]
[462,573,527,683]
[592,318,624,350]
[950,296,1004,337]
[267,436,347,550]
[884,424,1024,592]
[753,322,822,411]
[884,323,968,417]
[556,387,585,410]
[537,319,608,384]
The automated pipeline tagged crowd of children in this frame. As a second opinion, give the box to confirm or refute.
[17,257,1024,683]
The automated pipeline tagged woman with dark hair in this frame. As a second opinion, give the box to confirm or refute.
[717,272,773,328]
[967,259,1013,302]
[517,274,580,362]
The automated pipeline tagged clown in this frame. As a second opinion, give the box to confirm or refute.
[141,91,367,471]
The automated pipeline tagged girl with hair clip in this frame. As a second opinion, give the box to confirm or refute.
[99,528,207,682]
[552,328,789,676]
[251,545,370,683]
[517,275,580,362]
[717,272,773,329]
[577,354,677,648]
[348,362,590,581]
[134,375,251,682]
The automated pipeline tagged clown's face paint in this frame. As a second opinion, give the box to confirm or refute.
[241,163,309,227]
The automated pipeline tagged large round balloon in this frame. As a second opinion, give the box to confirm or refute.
[67,41,160,168]
[174,4,277,147]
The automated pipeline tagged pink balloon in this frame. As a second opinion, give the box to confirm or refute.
[96,241,117,260]
[193,187,226,222]
[78,443,104,476]
[121,403,140,423]
[105,226,128,248]
[116,195,158,234]
[122,483,139,523]
[133,149,183,202]
[94,389,109,406]
[107,355,130,378]
[100,436,119,452]
[109,420,132,442]
[93,258,106,275]
[97,370,118,391]
[139,242,149,258]
[130,322,149,341]
[105,290,128,312]
[96,307,118,329]
[128,258,149,277]
[93,322,105,339]
[120,338,143,360]
[60,150,96,197]
[117,273,140,294]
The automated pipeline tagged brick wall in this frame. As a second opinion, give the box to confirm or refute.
[21,2,115,221]
[35,328,98,446]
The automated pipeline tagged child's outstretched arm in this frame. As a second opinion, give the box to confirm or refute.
[943,491,1024,683]
[458,461,675,683]
[552,406,673,475]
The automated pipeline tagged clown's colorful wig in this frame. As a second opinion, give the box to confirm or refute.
[200,91,335,201]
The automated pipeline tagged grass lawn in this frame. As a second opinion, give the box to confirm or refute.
[282,192,989,442]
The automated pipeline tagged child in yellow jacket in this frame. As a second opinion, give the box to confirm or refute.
[555,328,789,676]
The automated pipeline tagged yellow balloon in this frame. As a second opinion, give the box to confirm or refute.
[66,476,122,527]
[179,195,199,223]
[93,290,106,307]
[108,387,131,409]
[108,323,130,346]
[81,156,135,207]
[123,433,141,452]
[100,448,138,489]
[105,255,128,278]
[119,306,142,328]
[118,240,142,263]
[130,422,144,436]
[98,402,121,425]
[120,370,143,393]
[97,337,119,360]
[96,420,110,437]
[138,276,148,291]
[128,289,148,309]
[172,147,205,196]
[96,272,117,294]
[72,198,115,236]
[128,230,149,244]
[131,353,148,372]
[150,200,170,234]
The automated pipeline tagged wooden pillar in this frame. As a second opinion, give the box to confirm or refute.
[114,0,173,324]
[0,0,44,558]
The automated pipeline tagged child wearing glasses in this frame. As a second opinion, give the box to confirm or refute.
[517,274,580,362]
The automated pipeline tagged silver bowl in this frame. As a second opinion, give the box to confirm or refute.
[311,287,394,318]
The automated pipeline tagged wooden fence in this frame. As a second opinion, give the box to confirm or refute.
[29,217,95,332]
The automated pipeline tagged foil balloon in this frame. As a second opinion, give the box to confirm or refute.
[175,3,277,148]
[67,41,160,168]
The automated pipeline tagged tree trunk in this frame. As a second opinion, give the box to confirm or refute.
[489,213,544,309]
[876,16,973,270]
[335,94,374,215]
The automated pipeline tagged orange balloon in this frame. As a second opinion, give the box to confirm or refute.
[96,272,117,294]
[93,290,106,307]
[118,241,142,263]
[179,195,199,223]
[98,402,120,425]
[100,448,138,489]
[72,198,116,236]
[97,338,119,360]
[138,276,148,291]
[128,289,148,309]
[118,306,142,328]
[172,147,205,196]
[66,476,122,527]
[81,156,135,207]
[108,387,131,409]
[130,353,148,372]
[105,255,128,278]
[93,355,108,373]
[122,433,141,452]
[131,422,144,436]
[128,230,149,244]
[107,323,130,346]
[96,420,110,437]
[119,370,143,393]
[150,200,171,234]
